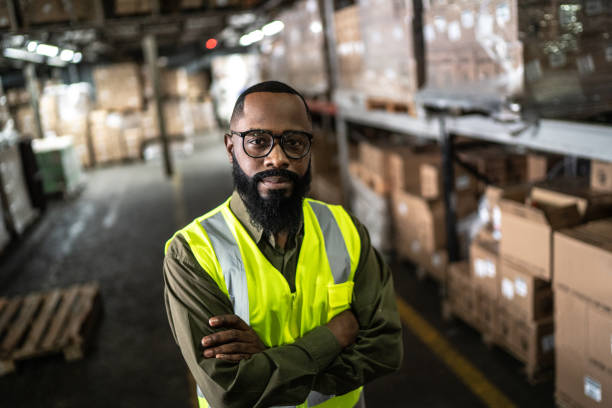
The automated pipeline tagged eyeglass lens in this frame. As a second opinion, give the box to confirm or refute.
[243,131,310,159]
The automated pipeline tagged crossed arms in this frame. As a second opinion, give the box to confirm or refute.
[163,226,402,408]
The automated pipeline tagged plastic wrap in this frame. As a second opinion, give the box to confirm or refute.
[420,0,612,118]
[259,0,328,96]
[358,0,424,104]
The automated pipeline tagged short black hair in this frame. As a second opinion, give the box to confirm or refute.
[230,81,312,126]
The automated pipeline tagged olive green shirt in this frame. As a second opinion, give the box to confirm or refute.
[163,191,403,408]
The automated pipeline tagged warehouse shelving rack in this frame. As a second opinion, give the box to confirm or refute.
[319,0,612,263]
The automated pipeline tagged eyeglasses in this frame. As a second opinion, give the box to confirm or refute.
[230,129,313,160]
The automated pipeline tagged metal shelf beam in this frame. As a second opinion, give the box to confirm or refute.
[338,106,612,162]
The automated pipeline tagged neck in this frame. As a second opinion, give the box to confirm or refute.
[274,230,289,250]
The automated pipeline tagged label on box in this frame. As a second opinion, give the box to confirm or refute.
[411,240,421,253]
[398,203,408,216]
[501,278,514,299]
[448,21,461,42]
[541,334,554,353]
[456,175,470,190]
[461,10,474,28]
[432,253,442,267]
[584,376,602,402]
[434,16,447,33]
[477,13,494,37]
[514,278,528,297]
[424,24,435,43]
[495,3,511,27]
[475,259,496,278]
[606,46,612,62]
[526,59,543,82]
[492,206,502,229]
[549,52,567,68]
[585,0,604,15]
[577,55,595,75]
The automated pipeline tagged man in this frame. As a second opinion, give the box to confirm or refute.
[164,81,402,408]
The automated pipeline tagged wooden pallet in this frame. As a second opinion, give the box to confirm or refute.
[0,283,101,376]
[365,97,417,116]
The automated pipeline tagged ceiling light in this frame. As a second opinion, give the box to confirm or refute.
[309,21,322,33]
[36,43,59,57]
[59,49,75,61]
[72,52,83,63]
[27,41,38,52]
[262,20,284,36]
[3,47,44,63]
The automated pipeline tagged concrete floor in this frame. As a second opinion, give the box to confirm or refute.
[0,133,554,407]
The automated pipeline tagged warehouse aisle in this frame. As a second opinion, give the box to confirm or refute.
[0,135,553,407]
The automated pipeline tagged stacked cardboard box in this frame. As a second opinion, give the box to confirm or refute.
[14,106,36,138]
[458,147,528,192]
[143,68,209,100]
[334,5,364,91]
[115,0,152,14]
[554,218,612,407]
[358,0,423,107]
[422,0,523,107]
[278,0,328,95]
[20,0,91,24]
[351,172,392,252]
[93,63,143,111]
[0,145,38,235]
[0,3,9,28]
[309,133,344,206]
[89,111,126,164]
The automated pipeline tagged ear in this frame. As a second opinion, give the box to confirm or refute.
[224,134,235,163]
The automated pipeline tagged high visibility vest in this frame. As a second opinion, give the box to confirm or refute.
[166,197,363,408]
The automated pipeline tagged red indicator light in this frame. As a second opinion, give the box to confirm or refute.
[206,38,218,49]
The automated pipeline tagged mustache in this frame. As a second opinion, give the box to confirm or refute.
[253,168,300,184]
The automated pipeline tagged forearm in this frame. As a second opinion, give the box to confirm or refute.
[167,289,342,408]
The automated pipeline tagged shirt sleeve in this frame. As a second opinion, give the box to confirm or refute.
[312,215,404,395]
[163,234,343,408]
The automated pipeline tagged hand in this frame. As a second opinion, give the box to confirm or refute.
[201,314,267,361]
[326,309,359,348]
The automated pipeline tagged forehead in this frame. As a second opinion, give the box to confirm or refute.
[235,92,311,132]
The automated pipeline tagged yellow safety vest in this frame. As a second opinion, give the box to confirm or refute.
[166,197,363,408]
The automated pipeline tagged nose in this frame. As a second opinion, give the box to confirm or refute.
[263,142,289,169]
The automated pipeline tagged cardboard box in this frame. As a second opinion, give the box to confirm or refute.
[115,0,151,14]
[496,309,555,370]
[22,0,90,23]
[499,187,581,281]
[555,286,612,407]
[470,238,500,299]
[388,148,438,193]
[310,170,344,206]
[350,175,391,252]
[392,189,446,253]
[591,160,612,192]
[448,261,478,326]
[499,258,553,321]
[526,153,561,182]
[554,218,612,310]
[476,288,497,335]
[531,180,612,222]
[420,162,477,199]
[93,63,143,111]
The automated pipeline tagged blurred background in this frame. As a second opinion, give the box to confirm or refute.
[0,0,611,407]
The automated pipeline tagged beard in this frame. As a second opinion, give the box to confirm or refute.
[231,154,311,236]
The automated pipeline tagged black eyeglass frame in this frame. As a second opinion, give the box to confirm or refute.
[229,129,313,159]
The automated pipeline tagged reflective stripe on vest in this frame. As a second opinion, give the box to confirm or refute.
[200,211,250,324]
